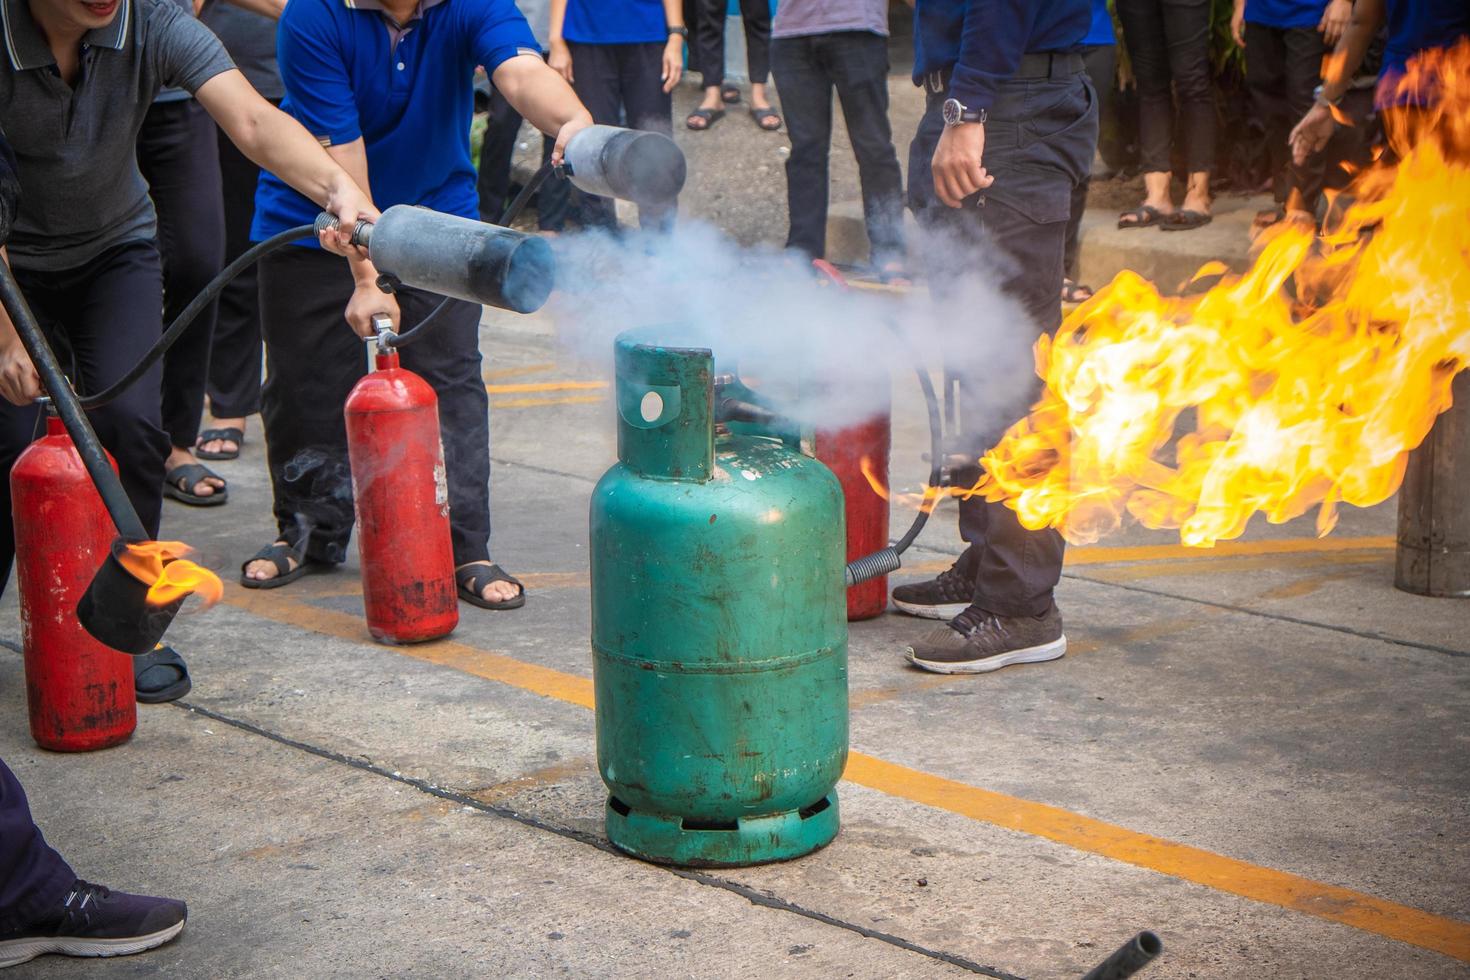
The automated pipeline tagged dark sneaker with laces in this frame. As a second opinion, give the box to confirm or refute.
[906,603,1066,674]
[0,879,187,969]
[891,546,976,620]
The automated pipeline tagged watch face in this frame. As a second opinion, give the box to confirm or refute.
[942,99,962,126]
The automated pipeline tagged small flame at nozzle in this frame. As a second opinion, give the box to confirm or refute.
[115,541,223,609]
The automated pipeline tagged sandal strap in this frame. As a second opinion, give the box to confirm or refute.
[243,540,305,576]
[198,427,243,443]
[166,462,225,492]
[456,562,524,597]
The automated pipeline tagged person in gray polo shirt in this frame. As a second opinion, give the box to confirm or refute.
[0,0,378,703]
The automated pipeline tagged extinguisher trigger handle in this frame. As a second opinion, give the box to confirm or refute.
[369,314,399,351]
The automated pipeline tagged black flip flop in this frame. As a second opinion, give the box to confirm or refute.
[163,462,228,507]
[456,563,526,610]
[751,106,782,131]
[1161,209,1213,231]
[686,107,725,130]
[721,83,741,105]
[1117,205,1166,229]
[135,645,191,704]
[240,540,330,590]
[195,426,244,461]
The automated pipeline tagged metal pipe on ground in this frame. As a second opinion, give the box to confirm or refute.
[1396,372,1470,597]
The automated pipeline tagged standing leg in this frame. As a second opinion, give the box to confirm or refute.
[568,42,626,231]
[621,42,678,232]
[254,247,362,571]
[1115,0,1177,221]
[1063,44,1115,290]
[688,0,733,127]
[828,31,905,271]
[1282,26,1328,217]
[477,87,525,224]
[0,757,75,935]
[0,402,43,596]
[396,292,491,570]
[738,0,779,125]
[137,100,227,501]
[1160,0,1214,216]
[202,109,271,456]
[771,34,833,260]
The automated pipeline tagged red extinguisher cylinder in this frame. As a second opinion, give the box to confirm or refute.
[344,350,459,643]
[11,415,136,751]
[816,398,892,622]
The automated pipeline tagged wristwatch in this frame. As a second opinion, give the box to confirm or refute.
[1312,84,1343,109]
[667,25,688,37]
[942,98,987,127]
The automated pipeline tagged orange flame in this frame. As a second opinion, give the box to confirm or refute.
[117,541,224,609]
[973,40,1470,548]
[859,455,949,515]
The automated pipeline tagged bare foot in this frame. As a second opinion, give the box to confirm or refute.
[457,561,521,604]
[165,447,224,498]
[245,539,297,582]
[197,418,245,457]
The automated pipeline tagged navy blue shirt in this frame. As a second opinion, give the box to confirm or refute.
[563,0,665,44]
[252,0,538,243]
[913,0,1090,111]
[1383,0,1470,83]
[1243,0,1326,30]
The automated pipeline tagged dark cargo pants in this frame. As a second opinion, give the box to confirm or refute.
[0,757,74,933]
[908,60,1097,618]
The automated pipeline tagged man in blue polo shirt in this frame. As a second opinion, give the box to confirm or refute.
[893,0,1097,675]
[242,0,593,610]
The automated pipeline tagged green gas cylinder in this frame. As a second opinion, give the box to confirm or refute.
[590,334,848,867]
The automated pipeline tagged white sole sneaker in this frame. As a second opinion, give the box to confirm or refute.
[891,598,971,620]
[0,919,185,968]
[906,635,1067,674]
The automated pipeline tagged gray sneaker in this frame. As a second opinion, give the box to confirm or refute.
[890,546,977,620]
[906,604,1066,674]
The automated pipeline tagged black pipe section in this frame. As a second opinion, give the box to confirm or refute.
[0,263,147,541]
[1080,932,1163,980]
[80,224,315,409]
[843,319,946,586]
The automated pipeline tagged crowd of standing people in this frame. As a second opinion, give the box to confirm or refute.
[0,0,1467,969]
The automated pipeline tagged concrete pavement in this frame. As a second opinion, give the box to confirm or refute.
[2,315,1467,978]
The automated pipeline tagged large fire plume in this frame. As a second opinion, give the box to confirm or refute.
[117,541,224,608]
[972,41,1470,547]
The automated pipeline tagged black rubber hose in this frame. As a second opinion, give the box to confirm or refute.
[844,319,946,587]
[79,223,316,409]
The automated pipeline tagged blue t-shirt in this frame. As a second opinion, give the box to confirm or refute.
[1082,0,1114,46]
[1382,0,1470,79]
[563,0,665,45]
[1244,0,1325,30]
[252,0,538,242]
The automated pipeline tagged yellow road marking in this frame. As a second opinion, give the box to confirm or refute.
[468,757,597,806]
[902,536,1394,575]
[485,381,608,394]
[493,395,605,409]
[841,754,1470,963]
[484,363,557,381]
[1078,550,1387,583]
[220,582,1470,962]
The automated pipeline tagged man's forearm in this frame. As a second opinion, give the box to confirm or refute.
[225,0,285,19]
[325,141,383,285]
[493,55,592,136]
[1320,0,1386,100]
[196,71,354,211]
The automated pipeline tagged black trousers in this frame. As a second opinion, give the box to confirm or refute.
[257,246,491,567]
[1116,0,1214,174]
[1245,22,1327,213]
[0,242,168,591]
[137,99,226,449]
[771,31,905,268]
[908,66,1096,618]
[1064,43,1116,280]
[567,42,675,231]
[475,85,571,232]
[693,0,771,87]
[206,101,275,420]
[0,757,74,933]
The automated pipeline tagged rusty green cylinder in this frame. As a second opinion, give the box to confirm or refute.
[590,333,848,866]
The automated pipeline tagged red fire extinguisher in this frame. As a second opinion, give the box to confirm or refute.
[344,320,459,643]
[815,399,892,622]
[11,405,136,751]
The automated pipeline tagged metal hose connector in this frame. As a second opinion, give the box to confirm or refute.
[845,547,901,587]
